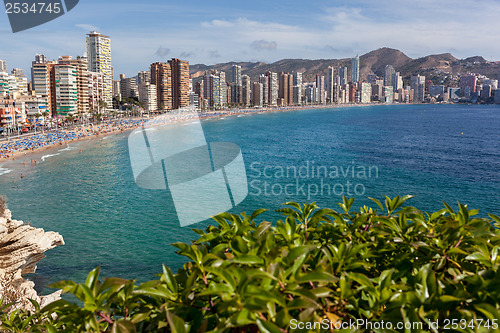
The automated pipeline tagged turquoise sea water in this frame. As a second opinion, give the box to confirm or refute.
[0,103,499,293]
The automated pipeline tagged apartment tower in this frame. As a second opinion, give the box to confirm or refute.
[86,31,112,108]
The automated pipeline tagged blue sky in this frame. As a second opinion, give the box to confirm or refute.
[1,0,500,79]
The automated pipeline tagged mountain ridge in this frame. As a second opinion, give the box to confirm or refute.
[190,47,500,83]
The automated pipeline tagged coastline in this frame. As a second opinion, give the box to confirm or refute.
[0,103,366,164]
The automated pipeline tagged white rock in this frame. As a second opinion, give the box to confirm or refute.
[0,202,64,313]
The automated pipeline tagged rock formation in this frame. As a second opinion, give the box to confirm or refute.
[0,199,64,312]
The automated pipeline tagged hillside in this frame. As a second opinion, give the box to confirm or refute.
[190,47,500,84]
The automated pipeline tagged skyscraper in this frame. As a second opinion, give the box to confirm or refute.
[242,75,251,106]
[139,82,157,111]
[259,75,269,105]
[0,59,6,72]
[58,56,89,116]
[411,75,426,102]
[459,75,477,99]
[351,56,360,83]
[31,54,46,83]
[278,72,293,106]
[203,74,221,108]
[168,58,190,109]
[150,62,172,110]
[293,72,303,105]
[137,71,151,85]
[384,65,395,87]
[316,75,325,104]
[265,72,278,106]
[86,31,112,108]
[32,61,56,115]
[231,65,242,104]
[391,72,403,91]
[252,82,263,107]
[326,66,335,103]
[232,65,242,86]
[338,67,348,86]
[53,63,78,116]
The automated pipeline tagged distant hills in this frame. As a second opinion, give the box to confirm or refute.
[190,47,500,84]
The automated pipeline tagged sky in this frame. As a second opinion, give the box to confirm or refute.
[1,0,500,79]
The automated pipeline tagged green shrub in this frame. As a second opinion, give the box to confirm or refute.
[3,196,500,332]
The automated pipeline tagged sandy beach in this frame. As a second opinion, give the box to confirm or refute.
[0,103,360,163]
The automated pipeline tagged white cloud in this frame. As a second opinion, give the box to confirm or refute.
[251,40,277,51]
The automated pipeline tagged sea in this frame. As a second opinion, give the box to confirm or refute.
[0,103,499,294]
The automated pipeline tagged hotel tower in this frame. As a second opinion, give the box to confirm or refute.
[86,31,112,108]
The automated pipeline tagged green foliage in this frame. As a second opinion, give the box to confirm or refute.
[3,196,500,332]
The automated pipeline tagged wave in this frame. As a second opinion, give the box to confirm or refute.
[0,167,12,176]
[59,145,74,152]
[41,153,60,162]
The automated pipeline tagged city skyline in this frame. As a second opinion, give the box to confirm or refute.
[1,0,500,78]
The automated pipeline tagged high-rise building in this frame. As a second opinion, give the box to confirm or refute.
[383,86,394,103]
[338,67,348,86]
[32,61,57,115]
[139,82,157,111]
[252,82,263,106]
[218,71,227,107]
[168,58,190,109]
[150,62,172,110]
[459,75,477,99]
[232,65,242,86]
[278,73,293,105]
[0,72,9,96]
[120,74,138,99]
[326,66,335,103]
[293,72,303,105]
[241,75,251,106]
[360,83,371,103]
[58,56,89,115]
[411,75,426,102]
[86,31,112,108]
[31,54,46,88]
[137,71,151,85]
[316,75,325,104]
[384,65,395,87]
[206,70,227,107]
[265,72,278,105]
[259,75,269,105]
[53,64,78,116]
[0,60,6,72]
[88,71,105,113]
[113,80,121,99]
[351,56,360,83]
[391,72,403,91]
[231,65,242,104]
[203,74,221,108]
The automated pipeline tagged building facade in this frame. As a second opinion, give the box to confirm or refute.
[86,31,112,108]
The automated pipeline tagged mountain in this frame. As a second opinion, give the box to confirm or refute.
[190,48,500,83]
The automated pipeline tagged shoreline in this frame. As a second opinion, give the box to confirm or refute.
[0,103,371,164]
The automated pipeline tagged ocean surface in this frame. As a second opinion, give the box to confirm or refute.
[0,103,499,293]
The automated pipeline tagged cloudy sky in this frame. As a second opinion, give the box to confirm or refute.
[1,0,499,79]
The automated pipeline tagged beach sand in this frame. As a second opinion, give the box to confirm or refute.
[0,103,362,163]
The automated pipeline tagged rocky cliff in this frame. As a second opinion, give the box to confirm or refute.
[0,199,64,312]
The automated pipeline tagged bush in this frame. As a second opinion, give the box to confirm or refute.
[2,196,500,332]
